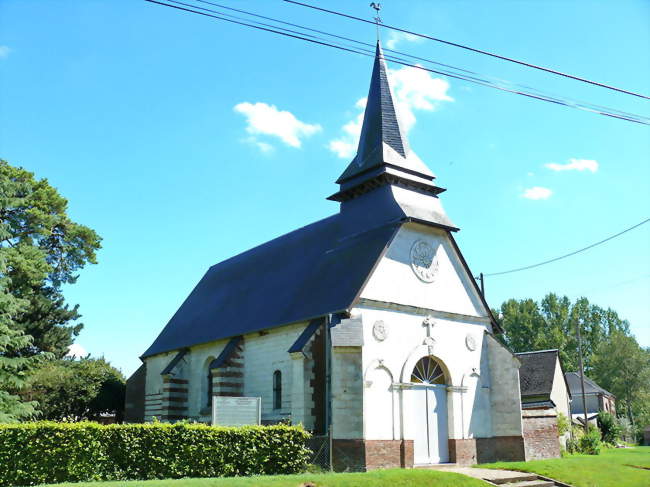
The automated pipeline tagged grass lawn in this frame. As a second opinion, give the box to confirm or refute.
[44,469,488,487]
[480,446,650,487]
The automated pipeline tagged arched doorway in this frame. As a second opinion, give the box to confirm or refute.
[410,356,449,464]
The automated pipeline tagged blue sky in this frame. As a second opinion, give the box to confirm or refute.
[1,0,648,377]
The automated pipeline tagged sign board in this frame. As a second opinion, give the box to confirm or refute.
[212,396,261,427]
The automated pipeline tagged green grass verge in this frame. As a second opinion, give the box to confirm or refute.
[480,446,650,487]
[43,469,487,487]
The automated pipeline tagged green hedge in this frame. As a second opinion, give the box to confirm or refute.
[0,421,311,486]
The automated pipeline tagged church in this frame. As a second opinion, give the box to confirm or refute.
[129,42,526,470]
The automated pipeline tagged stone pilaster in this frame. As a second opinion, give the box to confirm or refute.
[290,351,314,429]
[212,340,244,398]
[330,317,364,440]
[160,376,189,421]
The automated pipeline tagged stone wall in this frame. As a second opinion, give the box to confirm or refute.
[522,409,560,460]
[243,323,305,422]
[143,322,309,424]
[487,334,524,437]
[448,436,526,464]
[331,347,363,440]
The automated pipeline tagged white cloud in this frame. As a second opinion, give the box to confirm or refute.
[0,46,10,59]
[386,32,422,50]
[522,186,553,200]
[328,98,366,159]
[390,66,453,133]
[234,102,321,148]
[328,66,452,159]
[243,136,274,154]
[66,343,88,359]
[545,158,599,173]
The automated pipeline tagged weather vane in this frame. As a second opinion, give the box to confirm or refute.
[370,2,382,41]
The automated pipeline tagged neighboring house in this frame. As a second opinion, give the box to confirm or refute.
[565,372,615,425]
[515,350,571,460]
[126,41,527,470]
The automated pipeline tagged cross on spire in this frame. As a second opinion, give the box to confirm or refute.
[370,2,382,41]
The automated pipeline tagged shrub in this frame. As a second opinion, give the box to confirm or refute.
[0,421,310,486]
[566,424,602,455]
[566,424,584,453]
[556,412,570,437]
[597,411,621,445]
[578,424,602,455]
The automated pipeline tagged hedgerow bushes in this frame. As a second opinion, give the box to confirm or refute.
[0,421,310,486]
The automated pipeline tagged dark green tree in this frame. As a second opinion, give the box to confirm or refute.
[22,357,126,421]
[591,332,650,427]
[0,159,101,357]
[0,255,50,421]
[495,293,630,372]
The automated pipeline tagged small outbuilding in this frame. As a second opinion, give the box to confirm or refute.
[565,372,615,425]
[515,349,571,460]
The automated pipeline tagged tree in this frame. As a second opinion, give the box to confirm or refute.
[22,357,126,421]
[495,293,630,372]
[0,254,49,421]
[591,332,650,427]
[0,159,101,357]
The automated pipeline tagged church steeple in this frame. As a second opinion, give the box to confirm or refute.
[329,41,457,231]
[329,41,446,205]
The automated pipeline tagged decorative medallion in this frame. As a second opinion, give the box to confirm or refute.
[372,320,388,341]
[465,334,477,351]
[410,240,439,283]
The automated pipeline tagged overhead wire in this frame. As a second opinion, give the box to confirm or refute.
[484,217,650,277]
[144,0,650,125]
[186,0,649,120]
[282,0,650,100]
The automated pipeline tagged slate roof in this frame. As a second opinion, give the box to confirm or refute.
[336,42,435,185]
[515,349,559,397]
[522,399,556,410]
[142,215,399,357]
[565,372,614,397]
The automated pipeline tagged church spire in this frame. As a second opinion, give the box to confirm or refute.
[329,41,444,204]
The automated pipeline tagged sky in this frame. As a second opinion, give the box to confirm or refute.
[1,0,648,377]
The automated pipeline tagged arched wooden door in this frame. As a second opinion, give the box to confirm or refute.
[410,356,449,464]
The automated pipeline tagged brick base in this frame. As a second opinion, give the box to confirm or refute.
[523,412,561,460]
[331,439,414,472]
[449,436,526,464]
[448,438,477,465]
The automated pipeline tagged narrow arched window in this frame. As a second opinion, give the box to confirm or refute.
[273,370,282,410]
[207,369,213,407]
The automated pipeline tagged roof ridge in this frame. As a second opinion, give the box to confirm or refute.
[515,349,559,355]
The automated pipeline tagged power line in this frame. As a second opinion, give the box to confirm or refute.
[185,0,648,123]
[191,0,478,75]
[144,0,650,125]
[485,217,650,277]
[282,0,650,101]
